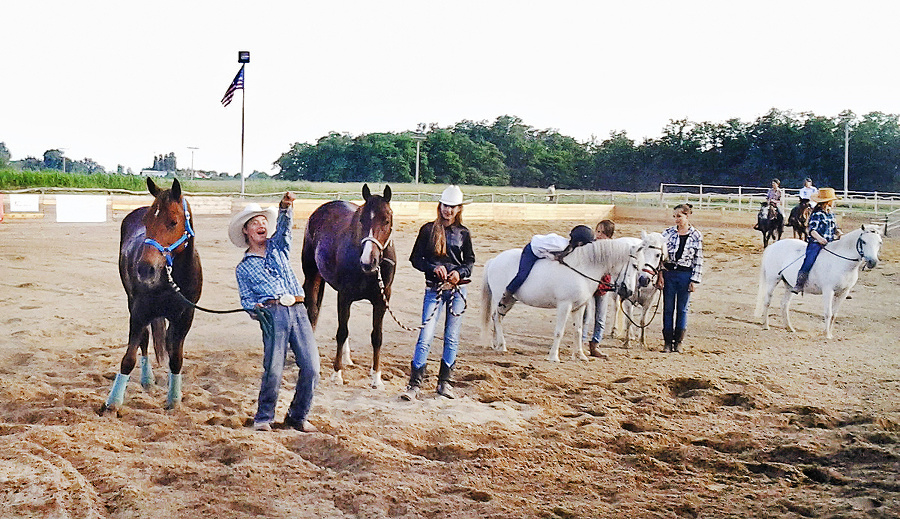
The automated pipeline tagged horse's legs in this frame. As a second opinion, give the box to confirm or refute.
[548,303,572,363]
[141,318,165,389]
[101,318,148,413]
[332,293,353,385]
[622,301,633,348]
[491,309,507,352]
[369,301,386,389]
[822,290,837,339]
[780,290,796,332]
[638,305,650,347]
[570,304,589,361]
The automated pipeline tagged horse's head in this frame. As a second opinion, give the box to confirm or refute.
[138,177,194,285]
[358,183,393,274]
[857,225,883,271]
[639,230,666,283]
[615,243,646,299]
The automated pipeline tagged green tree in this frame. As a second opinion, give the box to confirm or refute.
[0,142,10,168]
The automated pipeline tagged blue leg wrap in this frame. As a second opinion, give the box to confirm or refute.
[166,372,182,408]
[105,373,130,408]
[139,356,154,389]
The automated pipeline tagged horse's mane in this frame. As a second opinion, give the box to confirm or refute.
[565,238,632,270]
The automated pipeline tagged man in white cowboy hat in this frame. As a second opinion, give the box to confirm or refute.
[793,187,842,294]
[231,192,320,432]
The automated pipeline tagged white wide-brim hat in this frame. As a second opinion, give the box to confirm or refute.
[228,203,278,248]
[439,185,472,206]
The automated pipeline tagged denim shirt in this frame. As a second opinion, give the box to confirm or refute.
[235,208,303,311]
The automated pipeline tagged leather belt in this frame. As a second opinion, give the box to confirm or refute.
[262,295,305,307]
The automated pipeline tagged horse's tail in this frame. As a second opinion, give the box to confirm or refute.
[754,254,768,317]
[480,260,494,338]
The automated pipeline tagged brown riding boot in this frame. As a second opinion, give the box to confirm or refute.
[662,329,674,353]
[587,340,607,359]
[792,272,808,294]
[497,290,517,317]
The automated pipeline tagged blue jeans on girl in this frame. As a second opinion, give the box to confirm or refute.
[662,269,693,335]
[412,286,467,370]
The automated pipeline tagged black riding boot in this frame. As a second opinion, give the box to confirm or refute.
[673,329,686,353]
[792,271,808,294]
[400,362,426,401]
[436,360,456,399]
[662,329,674,353]
[497,290,517,317]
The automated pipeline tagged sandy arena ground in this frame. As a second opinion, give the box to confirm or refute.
[0,208,898,518]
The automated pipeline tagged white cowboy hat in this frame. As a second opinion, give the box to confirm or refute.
[811,187,840,204]
[228,203,278,248]
[439,185,471,206]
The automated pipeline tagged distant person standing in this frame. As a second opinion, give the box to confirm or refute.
[658,203,703,353]
[798,177,817,204]
[546,184,556,202]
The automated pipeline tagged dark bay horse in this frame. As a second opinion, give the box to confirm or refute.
[755,201,784,247]
[100,177,202,413]
[787,201,811,240]
[301,184,396,388]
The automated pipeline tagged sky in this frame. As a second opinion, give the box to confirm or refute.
[2,1,899,176]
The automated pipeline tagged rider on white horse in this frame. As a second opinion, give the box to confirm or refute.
[497,225,596,316]
[793,187,842,294]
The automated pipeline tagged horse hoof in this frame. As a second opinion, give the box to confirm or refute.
[331,371,345,385]
[546,356,561,363]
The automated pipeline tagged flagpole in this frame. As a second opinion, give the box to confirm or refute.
[240,71,246,197]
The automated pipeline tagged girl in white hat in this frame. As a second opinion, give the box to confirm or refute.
[401,185,475,400]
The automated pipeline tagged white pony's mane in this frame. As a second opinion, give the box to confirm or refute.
[565,238,632,270]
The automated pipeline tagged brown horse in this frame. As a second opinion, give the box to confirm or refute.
[788,201,811,240]
[101,177,202,413]
[301,184,396,388]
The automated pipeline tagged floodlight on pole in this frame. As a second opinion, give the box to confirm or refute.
[188,147,199,179]
[411,123,426,185]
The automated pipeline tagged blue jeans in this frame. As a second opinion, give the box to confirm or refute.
[412,286,467,369]
[255,304,320,425]
[798,241,824,276]
[662,270,692,334]
[582,292,610,342]
[505,243,539,294]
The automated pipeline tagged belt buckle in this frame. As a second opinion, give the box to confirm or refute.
[279,294,296,306]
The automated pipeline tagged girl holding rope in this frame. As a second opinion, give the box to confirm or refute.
[401,186,476,401]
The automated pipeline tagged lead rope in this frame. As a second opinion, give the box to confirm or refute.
[376,264,467,332]
[165,265,246,314]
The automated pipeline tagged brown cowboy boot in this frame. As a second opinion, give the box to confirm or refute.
[497,290,517,317]
[588,340,607,358]
[792,272,808,294]
[673,329,686,353]
[662,329,674,353]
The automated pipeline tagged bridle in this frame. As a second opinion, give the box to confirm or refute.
[821,233,870,263]
[143,198,195,267]
[558,250,643,296]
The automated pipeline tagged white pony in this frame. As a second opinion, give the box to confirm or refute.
[755,225,882,338]
[610,232,668,348]
[481,237,649,362]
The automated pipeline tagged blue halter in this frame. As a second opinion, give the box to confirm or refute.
[143,198,195,266]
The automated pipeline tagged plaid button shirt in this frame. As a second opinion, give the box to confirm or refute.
[662,225,704,284]
[806,208,838,243]
[235,208,303,311]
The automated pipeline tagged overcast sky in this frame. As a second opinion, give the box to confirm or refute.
[2,1,898,176]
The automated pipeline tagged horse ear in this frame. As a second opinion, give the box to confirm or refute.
[171,178,182,201]
[383,185,392,203]
[147,177,159,196]
[362,183,371,201]
[641,230,648,240]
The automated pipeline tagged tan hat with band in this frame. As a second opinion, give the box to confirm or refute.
[811,187,839,204]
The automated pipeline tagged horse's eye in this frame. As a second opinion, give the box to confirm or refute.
[168,220,178,229]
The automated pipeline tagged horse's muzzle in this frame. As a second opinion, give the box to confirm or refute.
[617,285,632,299]
[863,258,878,270]
[359,259,379,274]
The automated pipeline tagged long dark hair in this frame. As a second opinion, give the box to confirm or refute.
[431,203,463,257]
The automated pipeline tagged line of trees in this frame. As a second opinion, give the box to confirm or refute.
[275,109,900,193]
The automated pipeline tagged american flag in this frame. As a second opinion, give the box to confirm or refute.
[221,66,244,107]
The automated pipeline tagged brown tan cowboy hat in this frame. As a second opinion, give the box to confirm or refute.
[811,187,840,204]
[438,185,472,206]
[228,203,278,248]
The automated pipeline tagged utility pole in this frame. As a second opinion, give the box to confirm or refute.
[188,147,198,179]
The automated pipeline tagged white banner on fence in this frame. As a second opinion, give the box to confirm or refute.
[56,195,108,222]
[9,194,41,212]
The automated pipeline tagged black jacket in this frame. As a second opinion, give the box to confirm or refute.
[409,221,475,285]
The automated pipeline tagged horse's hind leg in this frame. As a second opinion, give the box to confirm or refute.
[370,302,386,389]
[332,293,353,385]
[491,310,507,352]
[780,290,796,332]
[548,304,572,363]
[570,305,589,361]
[141,318,166,389]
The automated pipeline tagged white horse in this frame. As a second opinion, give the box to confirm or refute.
[480,237,648,362]
[755,225,882,339]
[610,232,668,348]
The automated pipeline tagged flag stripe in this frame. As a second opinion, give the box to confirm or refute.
[221,66,244,107]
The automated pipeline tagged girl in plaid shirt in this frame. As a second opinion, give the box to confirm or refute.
[657,203,703,353]
[793,188,842,293]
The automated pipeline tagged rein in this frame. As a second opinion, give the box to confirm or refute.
[375,262,468,332]
[164,266,246,314]
[558,251,640,295]
[821,235,866,262]
[144,199,195,267]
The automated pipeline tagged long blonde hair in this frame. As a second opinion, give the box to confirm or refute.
[431,203,463,257]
